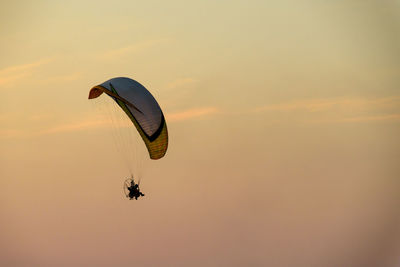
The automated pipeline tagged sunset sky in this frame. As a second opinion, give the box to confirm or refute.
[1,1,400,266]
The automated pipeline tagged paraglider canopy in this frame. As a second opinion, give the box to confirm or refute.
[89,77,168,159]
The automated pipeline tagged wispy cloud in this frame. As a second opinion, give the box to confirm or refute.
[1,106,220,139]
[43,107,220,134]
[0,113,112,139]
[39,118,112,135]
[256,99,339,112]
[99,39,170,60]
[0,129,25,139]
[0,58,52,87]
[337,114,400,122]
[161,77,199,109]
[165,78,197,90]
[166,107,219,122]
[39,72,82,85]
[255,96,400,113]
[255,96,400,123]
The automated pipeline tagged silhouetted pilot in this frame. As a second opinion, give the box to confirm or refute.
[127,180,145,200]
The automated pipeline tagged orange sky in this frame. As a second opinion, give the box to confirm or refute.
[1,1,400,266]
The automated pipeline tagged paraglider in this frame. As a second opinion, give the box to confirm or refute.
[124,177,145,200]
[89,77,168,199]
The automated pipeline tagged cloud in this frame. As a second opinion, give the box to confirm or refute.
[1,106,220,139]
[166,107,219,122]
[160,77,199,109]
[99,39,170,60]
[41,107,220,135]
[0,113,113,139]
[256,99,340,112]
[0,58,52,87]
[0,129,25,139]
[39,118,112,135]
[337,114,400,122]
[39,72,82,85]
[255,96,400,113]
[165,78,197,90]
[255,96,400,123]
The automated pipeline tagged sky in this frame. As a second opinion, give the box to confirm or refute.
[1,0,400,266]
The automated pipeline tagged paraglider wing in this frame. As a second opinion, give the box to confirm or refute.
[88,77,168,159]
